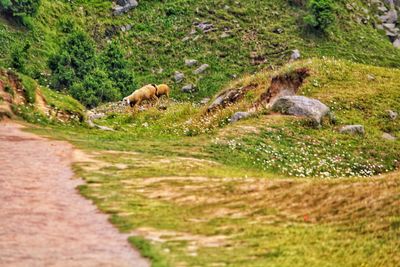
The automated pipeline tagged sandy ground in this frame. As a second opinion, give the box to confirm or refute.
[0,121,149,267]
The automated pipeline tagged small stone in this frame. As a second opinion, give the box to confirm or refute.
[393,39,400,48]
[181,84,196,93]
[200,98,210,105]
[174,71,185,83]
[290,49,301,61]
[367,74,376,81]
[382,132,397,141]
[230,112,252,123]
[339,125,365,135]
[220,32,230,38]
[185,59,198,67]
[387,110,398,120]
[193,64,209,75]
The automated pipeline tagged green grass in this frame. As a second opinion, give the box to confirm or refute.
[2,0,400,100]
[23,58,400,266]
[2,0,399,265]
[19,73,36,103]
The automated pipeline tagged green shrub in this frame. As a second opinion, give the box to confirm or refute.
[10,43,30,73]
[70,68,120,108]
[49,31,97,90]
[304,0,336,32]
[101,41,136,96]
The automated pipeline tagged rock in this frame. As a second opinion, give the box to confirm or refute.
[208,84,257,112]
[383,23,396,30]
[339,125,365,135]
[393,38,400,48]
[290,49,301,61]
[220,32,230,38]
[367,74,376,81]
[200,97,210,105]
[194,22,215,33]
[230,112,252,123]
[87,111,106,121]
[185,59,198,67]
[271,96,331,125]
[273,28,284,34]
[193,64,209,75]
[387,110,398,120]
[382,132,397,141]
[96,125,114,131]
[181,84,196,93]
[174,71,185,83]
[113,0,138,16]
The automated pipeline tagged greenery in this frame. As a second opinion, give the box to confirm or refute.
[69,68,119,108]
[10,42,30,73]
[2,0,400,100]
[0,0,41,25]
[49,31,134,107]
[48,30,97,90]
[24,58,400,266]
[1,1,400,266]
[304,0,336,32]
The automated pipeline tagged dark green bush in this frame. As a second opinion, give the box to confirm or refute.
[304,0,336,32]
[101,41,136,96]
[10,43,30,73]
[70,68,120,108]
[49,31,97,90]
[49,31,135,107]
[0,0,41,17]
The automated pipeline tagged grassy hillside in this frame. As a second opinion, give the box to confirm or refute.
[1,0,400,101]
[27,58,400,266]
[2,1,399,266]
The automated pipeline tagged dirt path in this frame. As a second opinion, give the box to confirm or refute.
[0,122,149,267]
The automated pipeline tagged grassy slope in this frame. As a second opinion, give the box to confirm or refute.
[27,58,400,266]
[1,0,400,101]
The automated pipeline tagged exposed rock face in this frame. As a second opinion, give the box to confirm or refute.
[339,125,365,135]
[255,68,310,109]
[208,84,257,112]
[271,96,332,126]
[230,112,252,123]
[113,0,138,16]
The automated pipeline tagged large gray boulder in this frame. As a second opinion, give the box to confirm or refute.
[339,125,365,135]
[271,96,331,125]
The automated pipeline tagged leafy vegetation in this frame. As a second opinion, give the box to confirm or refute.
[1,1,399,266]
[304,0,336,32]
[2,0,400,100]
[48,31,135,107]
[0,0,41,17]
